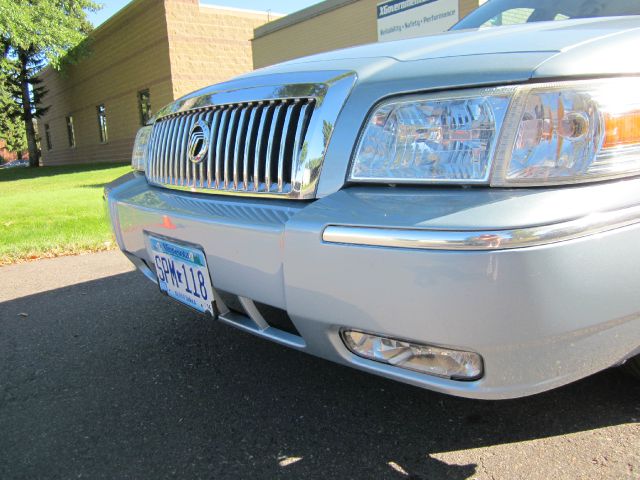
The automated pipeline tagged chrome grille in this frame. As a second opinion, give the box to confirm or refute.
[146,99,315,196]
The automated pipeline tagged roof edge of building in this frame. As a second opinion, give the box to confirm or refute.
[89,0,147,39]
[200,3,284,18]
[90,1,279,40]
[253,0,361,38]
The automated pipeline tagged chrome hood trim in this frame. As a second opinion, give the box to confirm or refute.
[155,70,356,120]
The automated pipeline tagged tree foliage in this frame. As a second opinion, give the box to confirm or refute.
[0,0,100,67]
[0,0,101,166]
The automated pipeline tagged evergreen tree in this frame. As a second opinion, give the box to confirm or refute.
[0,48,26,155]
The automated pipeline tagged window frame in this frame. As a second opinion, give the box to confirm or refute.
[44,123,52,150]
[65,115,76,148]
[96,104,108,144]
[137,89,152,126]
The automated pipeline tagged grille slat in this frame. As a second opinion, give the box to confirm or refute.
[189,113,197,187]
[215,109,229,188]
[173,117,183,182]
[293,103,311,169]
[265,104,284,192]
[150,122,159,179]
[277,102,295,192]
[243,106,258,190]
[233,107,248,190]
[253,104,270,192]
[200,111,213,188]
[168,118,178,183]
[164,118,176,182]
[193,111,205,188]
[175,116,188,185]
[150,121,161,179]
[224,108,239,189]
[163,118,173,182]
[183,115,194,186]
[167,117,180,183]
[206,110,220,188]
[147,124,159,179]
[146,98,315,197]
[180,116,191,186]
[156,120,170,180]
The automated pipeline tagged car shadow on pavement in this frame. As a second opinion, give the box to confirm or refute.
[0,271,638,479]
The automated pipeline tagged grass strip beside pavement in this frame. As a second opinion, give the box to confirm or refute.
[0,163,131,265]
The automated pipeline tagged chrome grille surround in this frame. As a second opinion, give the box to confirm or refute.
[145,71,357,199]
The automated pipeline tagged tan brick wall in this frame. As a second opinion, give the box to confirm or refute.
[253,0,378,70]
[165,1,274,99]
[252,0,480,69]
[38,0,173,166]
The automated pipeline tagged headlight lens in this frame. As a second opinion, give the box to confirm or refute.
[351,88,512,183]
[350,78,640,186]
[131,125,153,172]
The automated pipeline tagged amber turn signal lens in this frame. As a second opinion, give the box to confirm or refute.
[603,110,640,149]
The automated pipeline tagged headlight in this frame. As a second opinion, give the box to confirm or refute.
[131,125,153,172]
[350,78,640,186]
[351,88,513,184]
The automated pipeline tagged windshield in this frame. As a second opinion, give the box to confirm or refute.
[452,0,640,30]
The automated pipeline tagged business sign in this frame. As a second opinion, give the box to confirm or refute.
[377,0,459,42]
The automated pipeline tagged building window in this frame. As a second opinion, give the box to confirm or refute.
[44,123,52,150]
[97,104,108,143]
[66,116,76,148]
[138,89,151,125]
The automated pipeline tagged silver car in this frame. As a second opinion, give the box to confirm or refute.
[106,0,640,399]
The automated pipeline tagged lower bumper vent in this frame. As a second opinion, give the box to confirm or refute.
[254,301,300,337]
[217,290,301,337]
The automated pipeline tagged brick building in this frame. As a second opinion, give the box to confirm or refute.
[0,139,28,163]
[37,0,276,166]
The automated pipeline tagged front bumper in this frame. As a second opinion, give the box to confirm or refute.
[105,172,640,399]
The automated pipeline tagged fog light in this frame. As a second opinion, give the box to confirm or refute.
[341,330,483,380]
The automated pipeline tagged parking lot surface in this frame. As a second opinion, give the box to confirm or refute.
[1,251,638,479]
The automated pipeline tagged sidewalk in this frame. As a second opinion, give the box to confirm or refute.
[0,250,134,302]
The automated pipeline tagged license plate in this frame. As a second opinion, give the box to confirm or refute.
[148,236,215,315]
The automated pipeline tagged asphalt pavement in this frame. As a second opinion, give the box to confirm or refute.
[0,251,638,479]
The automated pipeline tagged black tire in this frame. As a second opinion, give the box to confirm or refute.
[622,354,640,379]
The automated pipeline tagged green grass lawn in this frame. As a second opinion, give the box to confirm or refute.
[0,163,131,265]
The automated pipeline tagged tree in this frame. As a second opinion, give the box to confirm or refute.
[0,53,26,154]
[0,0,100,167]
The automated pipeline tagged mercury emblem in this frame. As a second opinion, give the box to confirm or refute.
[188,120,210,164]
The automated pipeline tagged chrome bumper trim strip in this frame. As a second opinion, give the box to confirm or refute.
[322,204,640,251]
